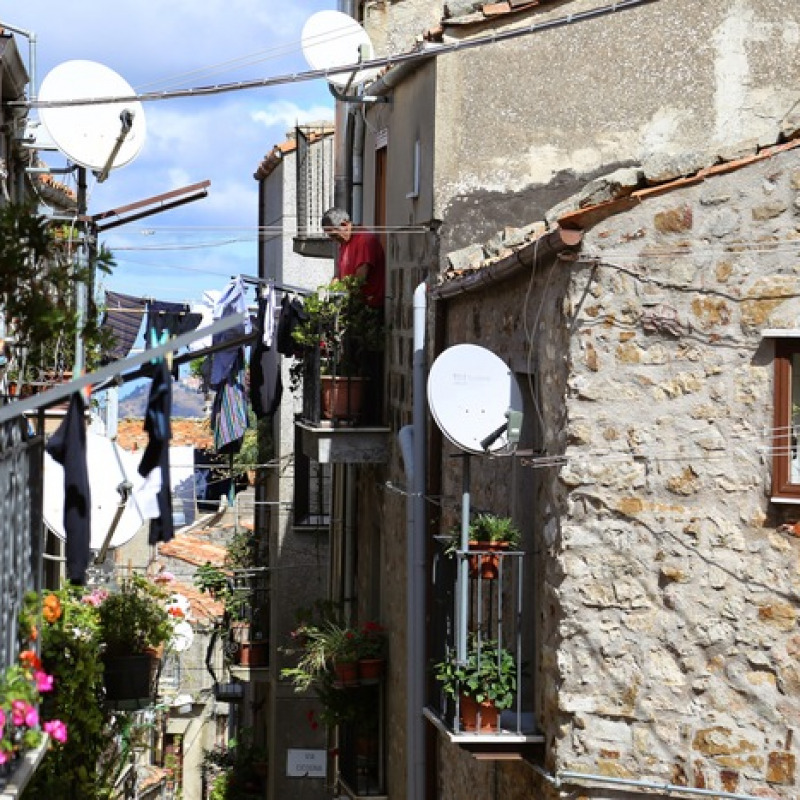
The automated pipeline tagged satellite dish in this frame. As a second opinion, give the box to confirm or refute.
[38,60,147,173]
[170,621,195,654]
[427,344,522,455]
[301,10,380,88]
[44,432,145,551]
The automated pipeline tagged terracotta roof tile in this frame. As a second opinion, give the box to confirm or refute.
[167,579,225,623]
[117,417,213,451]
[159,532,228,567]
[254,125,334,180]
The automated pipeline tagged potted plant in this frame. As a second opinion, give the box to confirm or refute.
[97,575,173,703]
[434,637,517,732]
[467,513,521,579]
[355,621,386,683]
[291,276,383,420]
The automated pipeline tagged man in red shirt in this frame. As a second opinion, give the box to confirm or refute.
[321,207,385,310]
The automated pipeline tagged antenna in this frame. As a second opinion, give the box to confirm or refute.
[427,344,522,455]
[301,10,382,94]
[44,433,145,552]
[37,60,147,175]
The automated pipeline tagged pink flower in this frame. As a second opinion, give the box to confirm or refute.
[0,707,5,735]
[11,700,38,728]
[0,749,8,765]
[35,670,54,693]
[43,719,68,744]
[81,588,109,607]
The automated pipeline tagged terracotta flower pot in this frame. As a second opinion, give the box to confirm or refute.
[467,541,509,580]
[459,694,499,732]
[321,375,367,421]
[333,659,359,687]
[357,657,385,683]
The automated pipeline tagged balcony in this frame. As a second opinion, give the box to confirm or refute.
[294,317,390,466]
[0,419,45,797]
[425,540,543,759]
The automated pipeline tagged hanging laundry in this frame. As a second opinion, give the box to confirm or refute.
[210,276,253,387]
[261,282,277,348]
[212,360,249,454]
[188,291,220,353]
[137,359,174,544]
[145,299,203,340]
[101,291,146,363]
[45,392,91,584]
[250,291,282,418]
[276,293,308,357]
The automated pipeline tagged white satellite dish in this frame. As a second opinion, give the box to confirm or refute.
[427,344,522,455]
[170,621,195,654]
[38,60,147,173]
[44,432,145,551]
[301,10,380,88]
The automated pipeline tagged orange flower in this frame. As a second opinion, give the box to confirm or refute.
[42,594,62,623]
[19,649,42,670]
[168,607,185,618]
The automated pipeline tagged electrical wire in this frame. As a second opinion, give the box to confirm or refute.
[15,0,662,110]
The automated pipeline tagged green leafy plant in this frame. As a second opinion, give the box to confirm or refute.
[291,276,383,379]
[21,586,121,800]
[97,575,173,656]
[0,202,115,387]
[356,621,386,660]
[434,637,517,710]
[281,621,358,692]
[202,728,267,800]
[469,513,521,546]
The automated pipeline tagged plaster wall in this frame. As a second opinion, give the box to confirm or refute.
[257,144,335,800]
[434,141,800,799]
[366,0,800,258]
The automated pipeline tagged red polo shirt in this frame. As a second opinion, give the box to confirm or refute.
[338,230,386,309]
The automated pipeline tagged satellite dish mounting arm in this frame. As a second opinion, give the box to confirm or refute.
[96,109,135,183]
[327,45,388,104]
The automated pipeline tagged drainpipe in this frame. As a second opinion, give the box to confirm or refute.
[351,109,365,224]
[400,282,427,800]
[1,22,37,97]
[343,464,356,623]
[531,763,770,800]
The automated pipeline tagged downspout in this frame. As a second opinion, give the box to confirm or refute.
[1,22,37,97]
[530,763,770,800]
[344,464,356,622]
[351,109,365,225]
[334,0,356,212]
[400,282,427,800]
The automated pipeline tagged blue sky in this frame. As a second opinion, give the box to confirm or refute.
[6,1,336,304]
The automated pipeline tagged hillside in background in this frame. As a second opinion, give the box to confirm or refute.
[118,380,207,419]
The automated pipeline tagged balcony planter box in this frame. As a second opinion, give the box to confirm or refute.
[321,375,367,422]
[103,653,159,703]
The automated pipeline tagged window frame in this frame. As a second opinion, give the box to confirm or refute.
[771,337,800,501]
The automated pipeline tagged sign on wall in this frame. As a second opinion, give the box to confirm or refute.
[286,748,327,778]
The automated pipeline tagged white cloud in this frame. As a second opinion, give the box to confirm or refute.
[7,0,334,302]
[252,100,334,131]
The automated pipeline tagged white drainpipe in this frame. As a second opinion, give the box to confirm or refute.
[401,282,427,799]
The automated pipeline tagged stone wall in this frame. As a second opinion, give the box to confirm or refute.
[432,146,800,798]
[548,144,800,796]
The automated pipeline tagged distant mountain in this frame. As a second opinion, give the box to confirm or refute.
[118,380,208,419]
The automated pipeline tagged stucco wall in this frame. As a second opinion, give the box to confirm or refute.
[425,0,800,255]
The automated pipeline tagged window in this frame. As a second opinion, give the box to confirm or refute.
[292,426,331,527]
[772,337,800,500]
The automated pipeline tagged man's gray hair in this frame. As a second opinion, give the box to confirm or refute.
[321,207,350,228]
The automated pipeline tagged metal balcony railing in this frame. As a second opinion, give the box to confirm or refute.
[428,540,538,740]
[0,419,43,672]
